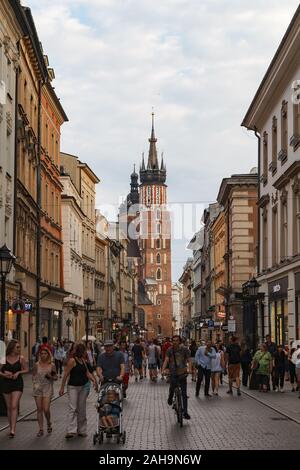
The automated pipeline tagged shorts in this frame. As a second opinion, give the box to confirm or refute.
[134,359,142,369]
[228,363,240,380]
[148,363,157,370]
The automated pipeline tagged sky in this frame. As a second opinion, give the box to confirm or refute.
[24,0,300,280]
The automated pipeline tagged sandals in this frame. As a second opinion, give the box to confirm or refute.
[37,430,44,437]
[8,432,15,439]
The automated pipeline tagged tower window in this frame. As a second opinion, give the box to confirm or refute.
[156,268,161,280]
[156,209,161,220]
[157,253,161,264]
[156,239,160,249]
[157,223,161,234]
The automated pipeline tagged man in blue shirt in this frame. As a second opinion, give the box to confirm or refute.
[195,340,216,397]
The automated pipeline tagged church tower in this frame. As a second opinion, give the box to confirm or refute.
[138,114,172,338]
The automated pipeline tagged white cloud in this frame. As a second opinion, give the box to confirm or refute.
[24,0,300,278]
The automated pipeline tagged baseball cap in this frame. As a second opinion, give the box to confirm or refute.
[104,340,114,347]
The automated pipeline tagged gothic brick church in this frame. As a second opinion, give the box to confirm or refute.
[122,115,173,338]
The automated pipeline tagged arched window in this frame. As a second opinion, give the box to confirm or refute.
[157,223,161,234]
[157,325,162,335]
[156,239,160,249]
[157,253,161,264]
[156,268,161,280]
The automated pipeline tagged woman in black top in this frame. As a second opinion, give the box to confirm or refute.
[0,340,29,438]
[59,343,97,438]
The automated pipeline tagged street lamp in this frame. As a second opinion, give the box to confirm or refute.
[242,277,261,353]
[84,298,95,345]
[0,245,16,341]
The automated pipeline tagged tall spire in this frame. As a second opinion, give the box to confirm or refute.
[147,112,159,169]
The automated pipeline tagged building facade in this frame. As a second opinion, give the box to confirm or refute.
[242,5,300,345]
[40,64,68,342]
[0,0,25,346]
[217,173,258,340]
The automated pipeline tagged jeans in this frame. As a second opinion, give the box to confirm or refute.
[196,365,211,396]
[55,359,63,375]
[168,375,188,414]
[273,368,285,389]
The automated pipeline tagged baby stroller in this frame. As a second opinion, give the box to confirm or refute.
[93,379,126,445]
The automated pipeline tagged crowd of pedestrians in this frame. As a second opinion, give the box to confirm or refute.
[1,333,300,438]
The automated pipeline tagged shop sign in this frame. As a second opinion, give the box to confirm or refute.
[228,319,236,332]
[268,277,288,299]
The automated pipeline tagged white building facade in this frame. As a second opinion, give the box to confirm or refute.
[172,282,183,335]
[242,5,300,345]
[60,173,84,341]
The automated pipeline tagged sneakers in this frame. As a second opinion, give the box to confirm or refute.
[167,397,173,406]
[183,413,191,420]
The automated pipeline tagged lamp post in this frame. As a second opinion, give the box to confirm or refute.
[242,277,260,353]
[0,245,16,341]
[84,298,95,345]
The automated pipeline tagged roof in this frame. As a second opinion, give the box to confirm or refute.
[217,173,258,206]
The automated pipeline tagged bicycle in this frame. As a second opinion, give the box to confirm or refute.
[166,373,188,427]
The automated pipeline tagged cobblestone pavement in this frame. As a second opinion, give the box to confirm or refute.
[0,377,299,450]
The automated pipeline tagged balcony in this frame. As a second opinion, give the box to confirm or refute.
[278,149,287,164]
[290,133,300,150]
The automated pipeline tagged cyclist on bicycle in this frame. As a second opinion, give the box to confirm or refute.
[162,335,191,420]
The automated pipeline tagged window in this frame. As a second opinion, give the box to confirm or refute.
[45,123,48,152]
[156,209,161,220]
[156,268,161,280]
[279,101,288,163]
[262,207,268,271]
[157,223,161,234]
[51,133,54,159]
[271,117,277,173]
[156,238,160,249]
[156,253,161,264]
[293,179,300,255]
[157,314,161,319]
[280,190,288,260]
[272,206,278,266]
[262,132,268,184]
[157,299,161,306]
[292,84,300,149]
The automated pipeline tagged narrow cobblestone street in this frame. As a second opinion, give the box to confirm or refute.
[1,376,299,450]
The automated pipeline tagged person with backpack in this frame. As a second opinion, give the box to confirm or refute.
[225,336,242,396]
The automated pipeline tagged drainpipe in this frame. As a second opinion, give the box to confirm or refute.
[254,127,261,277]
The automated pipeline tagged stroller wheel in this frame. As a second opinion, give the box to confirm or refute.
[122,431,126,444]
[93,434,97,446]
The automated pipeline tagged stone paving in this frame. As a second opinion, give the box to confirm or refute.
[0,376,299,450]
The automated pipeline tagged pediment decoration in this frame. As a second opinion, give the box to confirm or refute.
[280,188,288,205]
[271,190,278,205]
[292,175,300,194]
